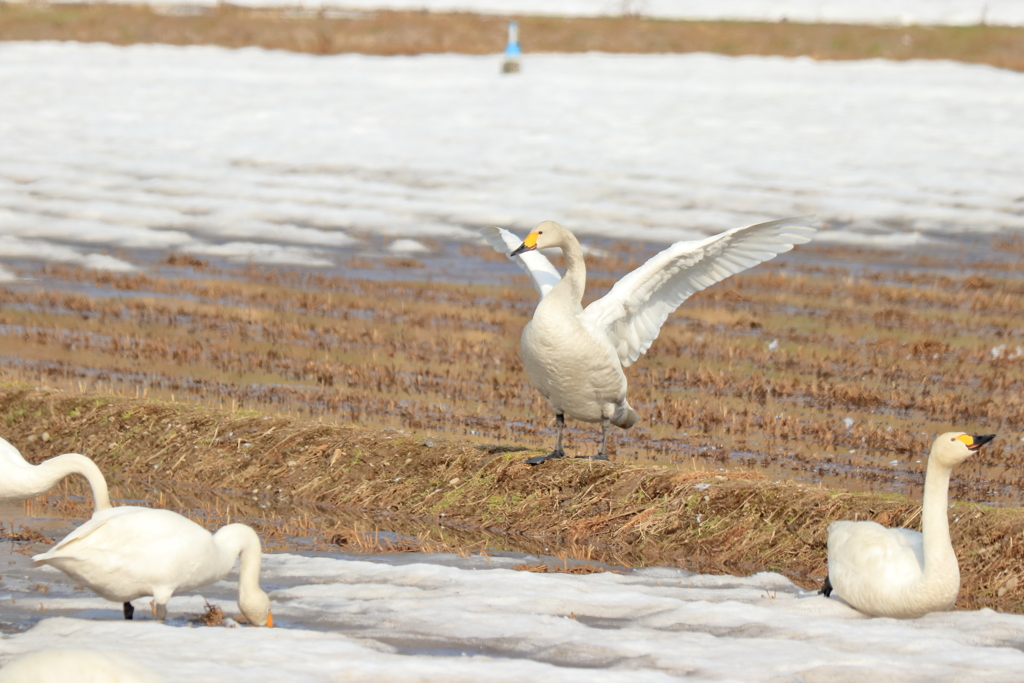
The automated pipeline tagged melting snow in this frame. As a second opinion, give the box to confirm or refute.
[3,544,1024,682]
[2,43,1023,273]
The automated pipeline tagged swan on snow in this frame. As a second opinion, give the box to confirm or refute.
[33,506,272,626]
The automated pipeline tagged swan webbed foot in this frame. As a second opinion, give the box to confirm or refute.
[575,453,609,461]
[525,450,566,465]
[820,574,833,598]
[123,602,134,620]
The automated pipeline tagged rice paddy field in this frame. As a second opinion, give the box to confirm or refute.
[7,241,1024,498]
[4,236,1024,613]
[3,2,1024,643]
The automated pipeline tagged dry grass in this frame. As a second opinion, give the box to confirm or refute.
[194,601,226,626]
[3,242,1024,613]
[0,523,49,544]
[1,5,1023,71]
[513,562,619,575]
[4,387,1024,614]
[2,245,1022,504]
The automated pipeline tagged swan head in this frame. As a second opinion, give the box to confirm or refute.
[239,586,273,627]
[931,432,995,468]
[510,221,571,255]
[217,523,274,627]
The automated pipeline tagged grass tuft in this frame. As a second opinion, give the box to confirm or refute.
[5,387,1024,614]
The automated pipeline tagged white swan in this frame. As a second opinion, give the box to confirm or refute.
[0,435,111,511]
[482,217,815,463]
[33,506,273,626]
[0,649,163,683]
[822,432,996,618]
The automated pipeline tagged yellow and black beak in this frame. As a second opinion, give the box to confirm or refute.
[510,231,539,256]
[957,434,996,451]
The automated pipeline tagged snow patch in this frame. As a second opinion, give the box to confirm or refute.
[388,238,431,253]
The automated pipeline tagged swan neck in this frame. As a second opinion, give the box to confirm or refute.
[215,524,264,598]
[238,534,263,593]
[921,454,956,577]
[41,454,112,511]
[555,232,586,302]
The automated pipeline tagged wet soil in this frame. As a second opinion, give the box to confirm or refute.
[1,388,1024,614]
[3,241,1024,505]
[4,239,1024,613]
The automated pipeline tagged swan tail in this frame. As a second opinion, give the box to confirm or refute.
[32,550,82,565]
[612,402,639,429]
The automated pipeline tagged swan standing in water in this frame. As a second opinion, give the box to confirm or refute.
[0,435,111,511]
[482,218,815,463]
[822,432,996,618]
[34,506,273,626]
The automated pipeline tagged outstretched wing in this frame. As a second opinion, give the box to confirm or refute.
[479,226,561,299]
[580,217,816,367]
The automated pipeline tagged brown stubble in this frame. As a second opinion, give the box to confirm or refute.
[1,5,1023,71]
[2,240,1024,617]
[6,392,1024,614]
[2,243,1023,504]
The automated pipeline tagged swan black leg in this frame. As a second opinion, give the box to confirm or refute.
[123,602,134,620]
[526,413,567,465]
[555,413,564,454]
[820,574,833,598]
[598,418,611,460]
[576,418,611,461]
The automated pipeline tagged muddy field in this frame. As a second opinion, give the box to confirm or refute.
[3,383,1024,615]
[4,242,1024,501]
[3,239,1024,609]
[2,4,1023,71]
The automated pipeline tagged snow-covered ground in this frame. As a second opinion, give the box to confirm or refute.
[4,533,1024,682]
[1,42,1020,276]
[4,36,1024,682]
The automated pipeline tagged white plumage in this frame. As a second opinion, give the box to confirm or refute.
[0,435,111,512]
[824,432,995,618]
[33,506,272,626]
[483,217,815,462]
[481,226,561,298]
[0,649,163,683]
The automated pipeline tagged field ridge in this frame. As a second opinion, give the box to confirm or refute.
[1,5,1023,71]
[4,386,1024,613]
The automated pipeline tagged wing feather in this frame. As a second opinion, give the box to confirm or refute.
[479,226,561,299]
[33,506,138,562]
[581,216,816,367]
[827,520,925,589]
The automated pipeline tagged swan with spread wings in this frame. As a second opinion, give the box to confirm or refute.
[481,218,815,464]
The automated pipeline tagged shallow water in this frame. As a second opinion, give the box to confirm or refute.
[7,498,1024,683]
[0,489,627,640]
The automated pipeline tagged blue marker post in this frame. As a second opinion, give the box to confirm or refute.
[501,20,521,74]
